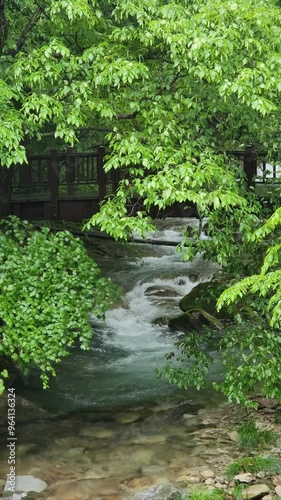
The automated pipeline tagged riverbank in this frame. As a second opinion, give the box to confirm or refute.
[0,394,280,499]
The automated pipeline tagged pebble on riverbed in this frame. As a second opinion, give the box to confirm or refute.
[114,412,141,424]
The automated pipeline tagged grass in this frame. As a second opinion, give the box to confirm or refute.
[237,420,276,449]
[232,484,250,500]
[226,456,281,480]
[181,489,226,500]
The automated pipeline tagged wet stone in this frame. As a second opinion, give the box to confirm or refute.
[183,413,197,420]
[215,482,228,490]
[151,402,178,413]
[49,478,120,500]
[80,428,115,439]
[235,473,255,483]
[175,475,201,485]
[200,469,215,479]
[241,484,270,499]
[275,485,281,496]
[200,418,219,426]
[63,447,85,459]
[141,464,168,475]
[114,412,141,424]
[121,476,156,490]
[131,435,167,445]
[205,478,215,485]
[228,431,239,442]
[144,286,181,298]
[4,475,48,494]
[273,476,281,486]
[83,465,111,480]
[128,484,184,499]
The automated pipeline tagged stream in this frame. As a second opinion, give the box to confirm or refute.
[0,218,241,500]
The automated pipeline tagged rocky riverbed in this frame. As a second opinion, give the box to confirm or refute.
[0,396,281,500]
[1,393,281,500]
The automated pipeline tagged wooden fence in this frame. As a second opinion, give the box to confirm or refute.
[0,144,279,221]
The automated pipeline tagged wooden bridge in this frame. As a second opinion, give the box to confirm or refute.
[0,146,121,221]
[0,145,278,221]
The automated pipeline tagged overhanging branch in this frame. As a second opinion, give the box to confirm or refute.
[8,4,46,56]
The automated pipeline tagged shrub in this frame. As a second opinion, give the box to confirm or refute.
[0,217,118,391]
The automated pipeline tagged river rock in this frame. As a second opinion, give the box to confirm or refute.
[234,473,255,483]
[109,446,153,464]
[275,485,281,496]
[151,402,177,412]
[12,396,54,423]
[215,482,228,490]
[63,447,85,459]
[254,397,279,409]
[200,418,219,426]
[130,449,154,464]
[179,281,214,312]
[228,431,239,442]
[128,484,184,499]
[141,464,168,475]
[200,469,215,479]
[176,474,201,485]
[114,412,140,424]
[83,465,111,480]
[183,413,197,420]
[241,484,270,499]
[205,478,215,485]
[49,478,119,499]
[4,475,48,493]
[273,476,281,486]
[80,428,114,439]
[178,280,229,320]
[152,316,170,326]
[168,313,202,333]
[121,476,156,490]
[131,435,167,445]
[144,286,181,298]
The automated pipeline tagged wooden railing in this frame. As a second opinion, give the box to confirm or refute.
[0,144,279,221]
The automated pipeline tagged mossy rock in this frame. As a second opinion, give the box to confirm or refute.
[168,309,224,333]
[168,312,205,333]
[179,281,229,319]
[152,316,170,326]
[179,281,214,312]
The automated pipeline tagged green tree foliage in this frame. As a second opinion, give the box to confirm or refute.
[2,0,281,403]
[0,218,118,393]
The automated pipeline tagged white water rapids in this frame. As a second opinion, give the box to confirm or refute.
[16,218,219,412]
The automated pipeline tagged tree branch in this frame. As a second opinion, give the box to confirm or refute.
[0,0,8,55]
[40,127,113,137]
[8,4,46,56]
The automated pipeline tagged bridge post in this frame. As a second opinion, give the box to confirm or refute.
[48,150,59,220]
[65,147,75,195]
[243,144,257,188]
[97,146,106,200]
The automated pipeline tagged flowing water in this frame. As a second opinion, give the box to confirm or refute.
[0,218,240,500]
